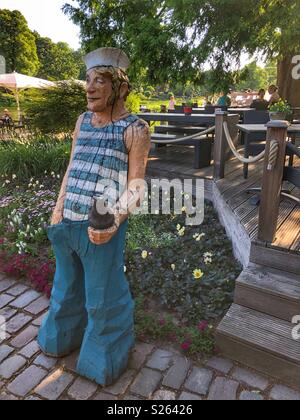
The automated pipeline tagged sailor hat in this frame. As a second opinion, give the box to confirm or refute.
[84,47,130,72]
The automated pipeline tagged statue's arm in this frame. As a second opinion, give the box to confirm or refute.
[115,119,151,224]
[50,114,85,225]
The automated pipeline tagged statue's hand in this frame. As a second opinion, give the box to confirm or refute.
[51,210,63,226]
[88,224,119,245]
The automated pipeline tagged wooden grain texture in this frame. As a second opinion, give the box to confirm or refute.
[235,264,300,321]
[258,122,289,242]
[217,304,300,362]
[250,244,300,274]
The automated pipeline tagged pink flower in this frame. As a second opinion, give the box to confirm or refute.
[198,321,209,332]
[181,341,192,352]
[159,318,166,326]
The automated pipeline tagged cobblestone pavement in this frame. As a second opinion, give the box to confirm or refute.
[1,275,300,401]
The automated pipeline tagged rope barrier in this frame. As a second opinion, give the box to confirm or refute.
[223,122,281,169]
[223,122,266,164]
[151,125,215,144]
[267,140,279,170]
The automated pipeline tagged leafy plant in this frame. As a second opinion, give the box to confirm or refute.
[269,100,293,114]
[26,81,87,134]
[0,135,71,179]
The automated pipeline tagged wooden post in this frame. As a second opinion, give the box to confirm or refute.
[213,111,228,180]
[258,120,289,243]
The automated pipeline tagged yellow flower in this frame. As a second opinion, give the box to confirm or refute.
[193,269,204,280]
[141,250,148,259]
[182,206,187,213]
[171,264,176,271]
[178,227,185,237]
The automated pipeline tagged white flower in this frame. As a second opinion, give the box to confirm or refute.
[12,174,17,180]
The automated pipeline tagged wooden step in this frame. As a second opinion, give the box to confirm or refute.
[216,304,300,389]
[235,264,300,321]
[250,243,300,275]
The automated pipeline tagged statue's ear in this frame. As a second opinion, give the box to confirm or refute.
[119,82,129,100]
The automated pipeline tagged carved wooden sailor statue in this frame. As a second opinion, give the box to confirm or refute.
[38,47,151,385]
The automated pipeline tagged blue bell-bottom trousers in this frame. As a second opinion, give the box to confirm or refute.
[38,219,134,386]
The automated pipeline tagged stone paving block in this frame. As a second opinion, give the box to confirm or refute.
[0,392,19,400]
[19,340,40,359]
[60,351,79,373]
[25,396,42,400]
[6,284,29,297]
[232,367,269,391]
[10,290,40,309]
[0,355,27,379]
[10,326,38,348]
[34,353,57,370]
[0,279,16,293]
[270,385,300,401]
[0,307,17,322]
[130,368,162,398]
[239,391,264,401]
[34,369,74,400]
[7,365,48,397]
[6,313,32,334]
[179,392,202,400]
[67,377,98,400]
[104,369,136,396]
[129,343,155,370]
[163,356,191,390]
[93,392,117,400]
[206,356,234,374]
[184,368,213,396]
[123,394,142,400]
[153,389,176,400]
[146,349,174,371]
[0,294,15,309]
[25,296,49,315]
[32,313,46,327]
[208,377,239,401]
[0,344,14,363]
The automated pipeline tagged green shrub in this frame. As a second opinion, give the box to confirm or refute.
[126,92,141,114]
[26,81,87,134]
[0,135,71,179]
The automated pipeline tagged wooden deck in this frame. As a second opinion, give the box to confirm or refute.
[147,144,300,257]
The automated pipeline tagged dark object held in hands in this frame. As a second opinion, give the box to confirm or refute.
[89,198,115,230]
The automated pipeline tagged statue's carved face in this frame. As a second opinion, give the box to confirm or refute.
[86,69,113,112]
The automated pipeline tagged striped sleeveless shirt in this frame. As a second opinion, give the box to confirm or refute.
[63,111,139,221]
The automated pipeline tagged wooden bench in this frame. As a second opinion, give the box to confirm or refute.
[154,125,207,135]
[151,132,213,169]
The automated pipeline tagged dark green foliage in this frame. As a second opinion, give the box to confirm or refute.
[0,135,71,179]
[126,203,241,323]
[0,9,39,75]
[26,82,87,134]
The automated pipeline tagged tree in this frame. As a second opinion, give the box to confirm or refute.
[236,62,269,91]
[63,0,300,105]
[34,32,83,80]
[170,0,300,105]
[0,9,39,75]
[63,0,196,85]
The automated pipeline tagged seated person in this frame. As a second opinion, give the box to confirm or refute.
[1,109,13,126]
[250,89,269,111]
[217,91,231,107]
[268,85,280,106]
